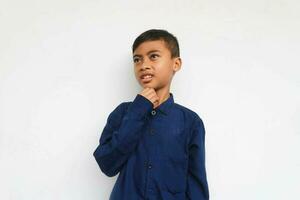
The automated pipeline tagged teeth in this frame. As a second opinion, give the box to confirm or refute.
[142,75,152,79]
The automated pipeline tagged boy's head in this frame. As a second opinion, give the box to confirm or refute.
[132,29,182,90]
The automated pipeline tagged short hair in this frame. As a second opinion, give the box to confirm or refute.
[132,29,180,58]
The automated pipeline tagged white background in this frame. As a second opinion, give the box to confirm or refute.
[1,0,299,199]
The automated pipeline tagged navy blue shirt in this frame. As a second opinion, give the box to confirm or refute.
[93,92,209,200]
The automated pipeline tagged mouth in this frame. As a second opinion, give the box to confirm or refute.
[140,74,154,83]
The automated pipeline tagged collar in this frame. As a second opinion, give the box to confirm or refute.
[154,92,174,115]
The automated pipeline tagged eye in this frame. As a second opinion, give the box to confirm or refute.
[150,54,159,59]
[133,58,140,63]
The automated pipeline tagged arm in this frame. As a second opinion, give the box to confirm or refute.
[93,94,153,177]
[186,114,210,200]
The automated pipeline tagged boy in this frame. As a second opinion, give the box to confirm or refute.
[93,29,209,200]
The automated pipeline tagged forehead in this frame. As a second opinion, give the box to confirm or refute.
[133,40,169,57]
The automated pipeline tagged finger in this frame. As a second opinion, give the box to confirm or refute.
[148,93,158,101]
[143,87,153,95]
[140,88,151,96]
[151,97,160,105]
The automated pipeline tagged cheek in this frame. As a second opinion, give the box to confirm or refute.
[134,69,139,78]
[155,71,172,85]
[159,66,173,78]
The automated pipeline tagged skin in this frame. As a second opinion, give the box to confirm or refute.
[132,40,182,109]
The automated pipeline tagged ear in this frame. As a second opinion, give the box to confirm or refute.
[173,57,182,73]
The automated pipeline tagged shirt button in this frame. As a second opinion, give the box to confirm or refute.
[150,129,155,135]
[148,164,152,169]
[151,110,156,115]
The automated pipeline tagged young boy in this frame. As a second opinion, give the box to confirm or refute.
[93,29,209,200]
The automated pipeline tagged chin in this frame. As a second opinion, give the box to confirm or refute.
[141,82,156,89]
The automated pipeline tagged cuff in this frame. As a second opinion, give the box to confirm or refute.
[126,94,153,119]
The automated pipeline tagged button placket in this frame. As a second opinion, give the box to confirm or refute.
[149,110,156,136]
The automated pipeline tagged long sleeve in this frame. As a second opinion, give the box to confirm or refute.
[186,114,209,200]
[93,94,153,177]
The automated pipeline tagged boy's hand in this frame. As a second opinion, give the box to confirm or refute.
[139,87,159,108]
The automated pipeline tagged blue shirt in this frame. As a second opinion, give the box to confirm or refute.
[93,92,209,200]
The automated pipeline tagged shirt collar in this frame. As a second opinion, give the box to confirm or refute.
[155,92,174,115]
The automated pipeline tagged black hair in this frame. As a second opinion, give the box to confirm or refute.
[132,29,180,58]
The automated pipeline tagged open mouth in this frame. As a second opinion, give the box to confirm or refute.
[140,74,154,82]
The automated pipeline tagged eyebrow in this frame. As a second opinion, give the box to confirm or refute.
[133,50,161,58]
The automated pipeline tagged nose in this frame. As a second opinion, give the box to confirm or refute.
[141,64,151,71]
[140,58,151,70]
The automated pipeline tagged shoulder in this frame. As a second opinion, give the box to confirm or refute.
[106,101,129,121]
[172,103,206,145]
[104,101,131,127]
[173,104,206,147]
[173,102,204,124]
[110,101,131,114]
[173,102,205,140]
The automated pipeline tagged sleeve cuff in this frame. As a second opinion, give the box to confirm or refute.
[126,94,153,119]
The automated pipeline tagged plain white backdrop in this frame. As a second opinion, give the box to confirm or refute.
[0,0,299,199]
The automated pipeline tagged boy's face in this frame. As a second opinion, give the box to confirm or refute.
[132,40,181,90]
